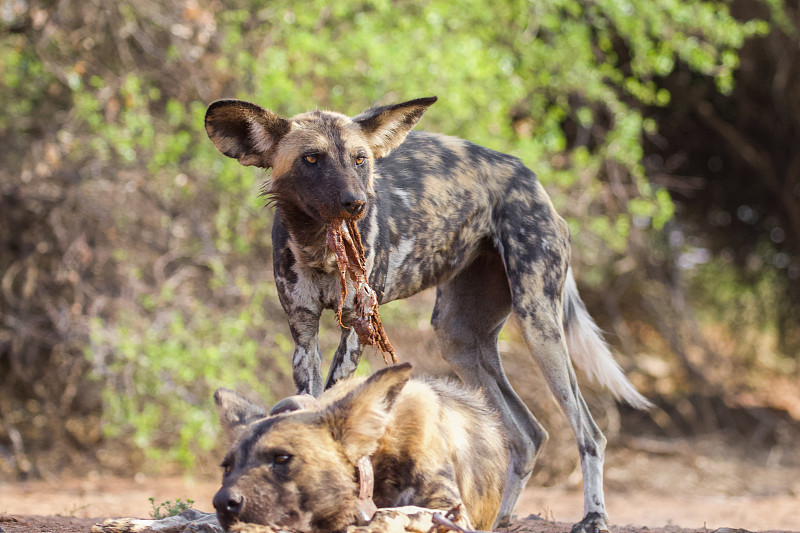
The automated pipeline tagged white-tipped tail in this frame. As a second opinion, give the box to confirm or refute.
[562,268,654,410]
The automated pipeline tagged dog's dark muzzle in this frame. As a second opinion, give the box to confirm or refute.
[213,486,245,528]
[339,190,367,218]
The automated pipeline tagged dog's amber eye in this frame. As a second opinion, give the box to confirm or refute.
[273,453,292,465]
[355,156,365,166]
[303,155,317,164]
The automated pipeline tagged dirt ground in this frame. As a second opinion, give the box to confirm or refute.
[0,514,793,533]
[1,440,798,533]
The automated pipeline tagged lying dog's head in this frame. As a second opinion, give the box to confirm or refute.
[212,364,413,532]
[204,97,436,223]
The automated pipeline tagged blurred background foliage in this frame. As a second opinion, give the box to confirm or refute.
[1,0,799,480]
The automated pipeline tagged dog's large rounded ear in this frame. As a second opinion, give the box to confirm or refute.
[326,363,413,462]
[353,97,437,159]
[205,99,291,168]
[214,388,268,443]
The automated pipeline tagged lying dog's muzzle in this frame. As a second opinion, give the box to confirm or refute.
[213,486,245,526]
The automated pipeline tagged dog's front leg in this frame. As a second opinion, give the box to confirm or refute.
[325,327,364,389]
[275,273,324,396]
[286,306,325,396]
[274,240,327,396]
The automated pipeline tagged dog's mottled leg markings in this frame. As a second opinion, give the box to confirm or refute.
[284,307,324,396]
[569,511,609,533]
[325,327,364,390]
[275,245,325,396]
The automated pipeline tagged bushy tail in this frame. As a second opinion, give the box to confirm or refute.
[562,268,653,410]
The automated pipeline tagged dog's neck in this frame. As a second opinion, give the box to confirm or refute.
[276,202,334,270]
[277,202,328,247]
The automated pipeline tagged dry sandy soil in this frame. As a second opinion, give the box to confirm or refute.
[0,513,793,533]
[1,443,798,533]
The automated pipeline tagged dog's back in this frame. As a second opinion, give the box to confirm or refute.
[323,374,508,528]
[391,377,508,528]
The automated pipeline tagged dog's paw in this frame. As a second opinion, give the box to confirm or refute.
[569,512,609,533]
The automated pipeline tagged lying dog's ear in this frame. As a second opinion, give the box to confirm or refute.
[214,388,268,442]
[327,363,413,462]
[205,99,291,168]
[269,394,321,416]
[353,97,437,159]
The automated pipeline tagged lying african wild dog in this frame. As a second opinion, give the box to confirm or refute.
[205,96,653,533]
[212,363,507,532]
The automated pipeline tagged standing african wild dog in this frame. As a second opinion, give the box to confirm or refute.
[212,363,507,532]
[204,96,652,533]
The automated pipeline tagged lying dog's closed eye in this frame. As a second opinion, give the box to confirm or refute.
[212,363,507,533]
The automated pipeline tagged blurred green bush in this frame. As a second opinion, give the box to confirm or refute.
[0,0,789,476]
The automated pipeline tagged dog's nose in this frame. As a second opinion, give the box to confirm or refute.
[340,190,366,217]
[213,487,245,517]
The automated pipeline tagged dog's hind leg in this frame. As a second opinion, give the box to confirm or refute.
[523,322,609,532]
[500,206,610,533]
[516,301,609,533]
[431,246,548,528]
